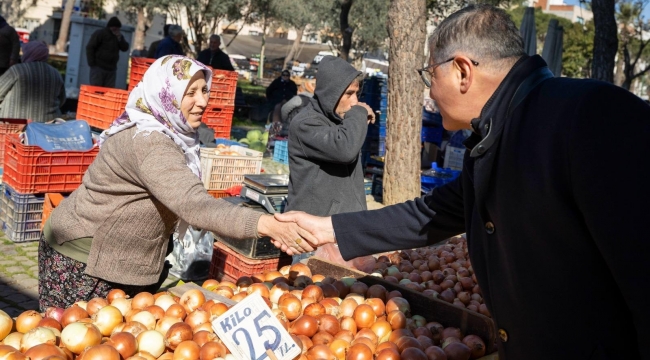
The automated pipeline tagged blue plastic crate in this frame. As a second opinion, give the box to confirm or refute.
[0,183,45,243]
[273,140,289,165]
[364,179,372,195]
[379,126,387,137]
[422,109,443,127]
[378,139,386,156]
[421,125,443,144]
[380,98,388,108]
[215,138,248,148]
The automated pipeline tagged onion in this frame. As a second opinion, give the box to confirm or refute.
[0,310,13,341]
[130,311,156,331]
[84,298,107,316]
[172,340,200,360]
[401,347,428,360]
[311,331,334,346]
[364,298,385,317]
[132,293,155,310]
[180,290,206,313]
[302,285,324,302]
[425,346,447,359]
[165,323,193,350]
[231,292,247,302]
[353,304,376,329]
[107,289,127,303]
[339,298,358,318]
[92,305,124,336]
[386,310,406,330]
[370,320,392,343]
[303,303,326,318]
[128,351,157,360]
[107,332,137,359]
[278,294,302,321]
[22,343,66,360]
[288,263,312,282]
[61,322,102,354]
[340,317,357,335]
[444,342,471,360]
[192,322,213,334]
[293,276,313,289]
[136,330,165,358]
[37,317,62,332]
[143,305,164,321]
[184,310,209,329]
[305,344,334,360]
[328,338,349,360]
[199,341,227,360]
[207,303,228,318]
[165,304,187,320]
[19,327,56,352]
[202,279,220,291]
[247,283,270,299]
[462,335,486,359]
[78,344,121,360]
[154,295,177,312]
[396,336,423,352]
[388,328,414,344]
[112,321,148,337]
[334,330,354,343]
[442,327,462,341]
[289,315,319,338]
[318,314,340,336]
[375,348,400,360]
[16,310,43,333]
[385,297,410,316]
[155,317,182,335]
[192,331,216,347]
[2,332,22,350]
[111,298,132,317]
[269,283,290,304]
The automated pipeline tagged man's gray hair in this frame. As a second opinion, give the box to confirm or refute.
[429,5,525,69]
[168,25,183,37]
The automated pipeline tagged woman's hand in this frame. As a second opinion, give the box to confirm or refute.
[257,215,318,256]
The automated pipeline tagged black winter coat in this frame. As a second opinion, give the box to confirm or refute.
[333,55,650,359]
[86,27,129,71]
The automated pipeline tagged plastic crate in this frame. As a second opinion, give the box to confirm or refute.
[3,134,99,194]
[76,85,129,130]
[364,178,372,195]
[215,139,248,148]
[209,69,238,107]
[0,183,45,242]
[128,57,156,91]
[207,190,231,199]
[200,145,262,190]
[209,241,292,280]
[0,119,28,168]
[40,193,65,230]
[273,140,288,165]
[422,125,443,144]
[203,105,234,139]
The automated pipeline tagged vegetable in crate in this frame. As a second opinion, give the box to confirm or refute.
[275,6,650,359]
[40,55,318,312]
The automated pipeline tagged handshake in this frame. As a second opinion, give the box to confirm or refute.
[257,212,337,255]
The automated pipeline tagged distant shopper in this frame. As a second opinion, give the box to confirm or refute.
[0,15,20,76]
[0,41,66,122]
[86,16,130,88]
[266,70,297,108]
[197,34,234,71]
[154,25,184,59]
[147,24,171,59]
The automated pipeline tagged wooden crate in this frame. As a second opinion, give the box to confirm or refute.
[305,257,499,356]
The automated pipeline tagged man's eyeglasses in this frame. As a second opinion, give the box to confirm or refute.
[417,57,479,88]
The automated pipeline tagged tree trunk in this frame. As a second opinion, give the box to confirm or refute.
[133,7,147,51]
[285,26,304,69]
[258,19,268,79]
[591,0,617,83]
[55,0,76,53]
[613,50,624,86]
[383,0,427,205]
[340,0,354,61]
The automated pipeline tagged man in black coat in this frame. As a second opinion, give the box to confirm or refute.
[265,70,297,108]
[86,17,129,88]
[196,35,235,71]
[275,5,650,359]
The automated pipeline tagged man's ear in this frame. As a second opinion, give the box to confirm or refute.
[454,56,474,94]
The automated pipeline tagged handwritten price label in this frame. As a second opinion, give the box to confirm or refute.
[212,293,300,360]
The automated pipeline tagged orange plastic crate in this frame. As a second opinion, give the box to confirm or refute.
[76,85,129,130]
[207,190,230,199]
[209,241,292,281]
[40,193,65,230]
[3,135,99,194]
[0,119,28,168]
[128,57,156,91]
[209,69,238,107]
[203,105,234,139]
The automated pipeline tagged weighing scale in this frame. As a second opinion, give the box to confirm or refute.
[240,174,289,214]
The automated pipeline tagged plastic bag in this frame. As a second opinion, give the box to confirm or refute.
[314,243,376,273]
[24,120,94,151]
[166,225,214,281]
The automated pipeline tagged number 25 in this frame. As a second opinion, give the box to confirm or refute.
[255,311,281,353]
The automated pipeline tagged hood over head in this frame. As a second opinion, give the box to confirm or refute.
[314,56,362,121]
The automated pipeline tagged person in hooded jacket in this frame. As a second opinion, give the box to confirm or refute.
[86,17,130,88]
[286,56,374,263]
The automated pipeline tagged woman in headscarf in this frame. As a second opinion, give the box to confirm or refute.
[0,41,66,122]
[39,55,316,311]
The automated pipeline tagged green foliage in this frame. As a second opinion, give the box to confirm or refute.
[271,0,318,30]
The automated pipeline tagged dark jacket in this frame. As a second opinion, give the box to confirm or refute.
[86,27,129,71]
[147,40,161,59]
[266,76,297,105]
[0,21,20,68]
[286,56,368,216]
[197,49,234,71]
[154,37,183,59]
[333,55,650,359]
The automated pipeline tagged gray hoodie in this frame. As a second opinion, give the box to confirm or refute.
[286,56,369,216]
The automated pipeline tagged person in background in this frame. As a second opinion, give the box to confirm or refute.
[154,25,184,58]
[39,55,316,311]
[285,56,374,265]
[86,16,129,88]
[0,41,66,122]
[276,5,650,359]
[147,24,170,59]
[266,69,297,109]
[0,15,20,76]
[196,34,235,71]
[280,79,315,135]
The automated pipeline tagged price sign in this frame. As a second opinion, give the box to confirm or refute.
[212,293,300,360]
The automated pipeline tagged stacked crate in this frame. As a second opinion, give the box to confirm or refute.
[360,75,388,159]
[76,85,129,130]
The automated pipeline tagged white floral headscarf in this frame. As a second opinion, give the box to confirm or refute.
[99,55,212,178]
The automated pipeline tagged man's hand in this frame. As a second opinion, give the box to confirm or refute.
[111,28,122,39]
[356,102,376,124]
[257,215,317,256]
[273,211,336,251]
